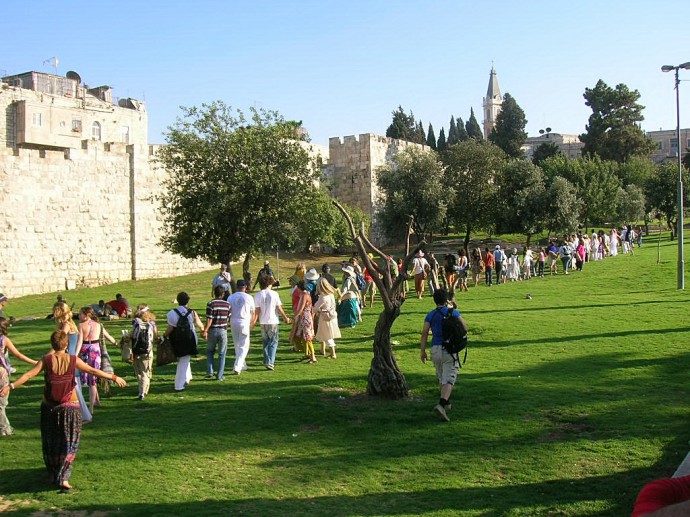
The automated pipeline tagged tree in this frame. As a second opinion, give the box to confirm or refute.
[541,155,621,230]
[617,156,655,188]
[426,123,437,150]
[437,127,447,152]
[333,203,422,399]
[494,160,546,245]
[414,121,426,145]
[157,102,319,269]
[532,141,562,166]
[645,162,690,239]
[443,140,506,250]
[488,93,528,158]
[579,80,655,162]
[543,176,581,236]
[465,108,483,140]
[615,184,646,225]
[683,149,690,170]
[456,116,468,142]
[386,106,416,142]
[376,147,447,242]
[447,116,459,146]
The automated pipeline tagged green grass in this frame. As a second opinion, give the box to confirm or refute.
[1,237,689,516]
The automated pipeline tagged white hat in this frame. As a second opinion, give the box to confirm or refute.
[495,245,501,250]
[415,250,424,258]
[342,265,356,277]
[305,268,320,281]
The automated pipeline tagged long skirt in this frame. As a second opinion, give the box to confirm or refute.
[79,343,101,386]
[41,401,82,486]
[337,298,359,328]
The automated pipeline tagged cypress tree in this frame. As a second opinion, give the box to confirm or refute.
[456,116,468,141]
[466,108,483,140]
[426,123,437,150]
[447,116,459,146]
[437,127,447,152]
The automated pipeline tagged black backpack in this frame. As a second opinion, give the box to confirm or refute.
[131,321,151,357]
[171,308,198,358]
[436,307,469,364]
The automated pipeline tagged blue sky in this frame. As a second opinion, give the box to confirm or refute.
[3,1,690,145]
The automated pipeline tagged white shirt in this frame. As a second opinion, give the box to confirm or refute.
[166,306,198,342]
[227,291,255,329]
[254,288,281,325]
[412,257,429,275]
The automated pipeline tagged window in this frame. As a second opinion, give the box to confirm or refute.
[91,121,101,141]
[32,112,42,127]
[72,119,82,133]
[120,125,130,144]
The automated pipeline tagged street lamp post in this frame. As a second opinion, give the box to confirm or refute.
[661,62,690,290]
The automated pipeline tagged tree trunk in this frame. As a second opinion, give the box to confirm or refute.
[367,304,409,399]
[242,254,252,291]
[463,226,471,254]
[526,233,532,247]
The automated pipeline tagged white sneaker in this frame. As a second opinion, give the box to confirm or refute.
[434,404,450,422]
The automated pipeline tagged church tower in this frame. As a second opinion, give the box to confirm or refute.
[483,67,502,139]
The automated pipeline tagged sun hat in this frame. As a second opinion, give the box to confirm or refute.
[342,265,356,277]
[415,250,424,258]
[305,268,320,281]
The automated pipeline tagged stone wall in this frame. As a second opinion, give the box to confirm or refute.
[0,84,212,297]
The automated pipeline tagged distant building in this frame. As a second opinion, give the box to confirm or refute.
[483,67,502,139]
[646,128,690,163]
[522,131,584,161]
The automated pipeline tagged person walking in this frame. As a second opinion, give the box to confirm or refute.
[252,276,291,371]
[293,281,316,363]
[77,307,117,413]
[165,292,204,392]
[312,279,341,359]
[484,247,495,286]
[202,285,231,381]
[493,245,505,284]
[130,304,157,399]
[419,289,467,423]
[2,331,126,491]
[227,280,255,375]
[412,251,430,299]
[0,317,37,436]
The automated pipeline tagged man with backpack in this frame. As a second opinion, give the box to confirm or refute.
[420,288,468,422]
[165,292,204,392]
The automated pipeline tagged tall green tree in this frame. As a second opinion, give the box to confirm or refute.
[644,162,690,239]
[414,120,426,145]
[437,127,447,152]
[617,156,655,188]
[579,80,655,162]
[543,176,581,236]
[683,150,690,170]
[541,155,621,230]
[377,147,447,242]
[465,108,483,140]
[488,93,528,158]
[456,116,468,141]
[386,106,416,142]
[426,123,437,150]
[447,116,459,146]
[614,184,646,226]
[443,140,507,250]
[532,141,562,166]
[495,160,546,245]
[157,102,319,266]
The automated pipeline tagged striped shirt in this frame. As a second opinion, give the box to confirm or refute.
[205,298,231,328]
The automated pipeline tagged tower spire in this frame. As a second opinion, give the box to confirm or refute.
[483,66,503,139]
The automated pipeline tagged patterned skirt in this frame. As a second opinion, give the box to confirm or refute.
[79,343,101,386]
[40,401,82,486]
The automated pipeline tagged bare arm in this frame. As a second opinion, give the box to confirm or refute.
[75,357,127,387]
[294,293,307,317]
[164,324,174,338]
[420,321,431,363]
[1,359,44,396]
[192,311,204,332]
[251,307,261,328]
[101,326,117,345]
[277,305,291,324]
[4,337,38,365]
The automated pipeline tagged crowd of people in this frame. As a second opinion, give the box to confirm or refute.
[0,226,642,491]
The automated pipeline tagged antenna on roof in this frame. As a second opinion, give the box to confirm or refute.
[42,56,59,74]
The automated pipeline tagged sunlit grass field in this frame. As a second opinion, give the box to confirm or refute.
[1,234,689,516]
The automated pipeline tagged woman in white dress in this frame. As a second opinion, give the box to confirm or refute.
[609,228,619,256]
[506,248,520,281]
[312,279,341,359]
[522,247,534,280]
[590,232,599,260]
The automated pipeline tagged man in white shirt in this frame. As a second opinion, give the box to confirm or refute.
[252,276,291,370]
[227,280,255,375]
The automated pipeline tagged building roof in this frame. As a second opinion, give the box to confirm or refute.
[486,67,501,100]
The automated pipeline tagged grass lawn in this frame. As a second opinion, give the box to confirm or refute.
[1,235,689,516]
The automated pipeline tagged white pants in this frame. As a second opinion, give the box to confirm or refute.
[175,355,192,390]
[231,325,250,373]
